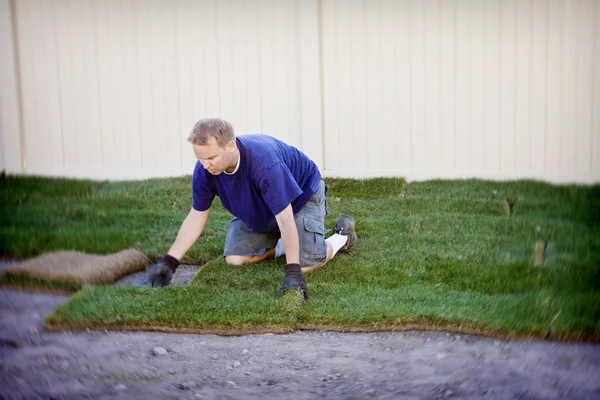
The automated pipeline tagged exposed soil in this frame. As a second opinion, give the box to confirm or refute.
[1,287,599,400]
[114,264,202,287]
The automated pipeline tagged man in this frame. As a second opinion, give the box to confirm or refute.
[147,118,357,299]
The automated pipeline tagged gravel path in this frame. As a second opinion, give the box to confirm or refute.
[1,287,599,400]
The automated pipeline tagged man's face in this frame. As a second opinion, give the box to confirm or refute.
[192,137,235,175]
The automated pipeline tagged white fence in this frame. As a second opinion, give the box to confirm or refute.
[1,0,599,183]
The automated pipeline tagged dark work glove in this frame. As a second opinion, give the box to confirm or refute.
[276,263,308,300]
[147,254,180,288]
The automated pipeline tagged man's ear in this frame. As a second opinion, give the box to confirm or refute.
[226,140,236,152]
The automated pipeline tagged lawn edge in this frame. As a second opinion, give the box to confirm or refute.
[41,320,600,343]
[43,322,295,336]
[295,323,600,343]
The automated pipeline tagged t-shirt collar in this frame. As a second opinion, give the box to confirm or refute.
[224,151,241,175]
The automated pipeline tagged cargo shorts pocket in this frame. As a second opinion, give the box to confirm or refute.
[300,217,328,265]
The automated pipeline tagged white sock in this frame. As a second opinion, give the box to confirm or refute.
[274,239,285,258]
[326,234,348,258]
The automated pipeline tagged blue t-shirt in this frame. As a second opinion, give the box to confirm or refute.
[192,134,321,233]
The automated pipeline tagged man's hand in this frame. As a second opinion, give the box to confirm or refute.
[147,255,180,288]
[276,263,308,300]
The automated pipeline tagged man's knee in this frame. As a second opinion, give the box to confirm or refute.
[225,255,249,266]
[226,250,275,265]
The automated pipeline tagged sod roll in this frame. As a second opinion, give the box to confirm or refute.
[2,249,150,286]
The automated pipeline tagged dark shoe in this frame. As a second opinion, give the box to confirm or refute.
[333,214,357,251]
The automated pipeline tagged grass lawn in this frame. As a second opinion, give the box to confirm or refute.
[1,175,599,341]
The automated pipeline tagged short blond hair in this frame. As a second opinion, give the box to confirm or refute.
[187,118,235,147]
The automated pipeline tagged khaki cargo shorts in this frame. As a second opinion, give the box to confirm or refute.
[223,180,328,267]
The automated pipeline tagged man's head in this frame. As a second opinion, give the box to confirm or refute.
[188,118,235,147]
[188,118,238,175]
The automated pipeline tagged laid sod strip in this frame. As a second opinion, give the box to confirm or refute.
[46,258,303,334]
[45,283,300,334]
[188,257,600,340]
[1,175,599,341]
[296,277,600,341]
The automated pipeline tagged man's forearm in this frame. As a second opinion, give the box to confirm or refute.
[275,205,300,265]
[167,208,210,260]
[281,222,300,265]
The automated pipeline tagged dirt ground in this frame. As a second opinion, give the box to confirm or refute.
[1,268,600,399]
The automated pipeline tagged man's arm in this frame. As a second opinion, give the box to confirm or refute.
[167,207,211,260]
[148,207,210,288]
[274,204,300,265]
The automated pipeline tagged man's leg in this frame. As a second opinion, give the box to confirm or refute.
[225,249,276,265]
[298,242,333,272]
[299,214,357,272]
[224,217,279,265]
[282,180,357,273]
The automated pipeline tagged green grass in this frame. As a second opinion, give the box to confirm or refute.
[1,175,599,340]
[0,175,230,262]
